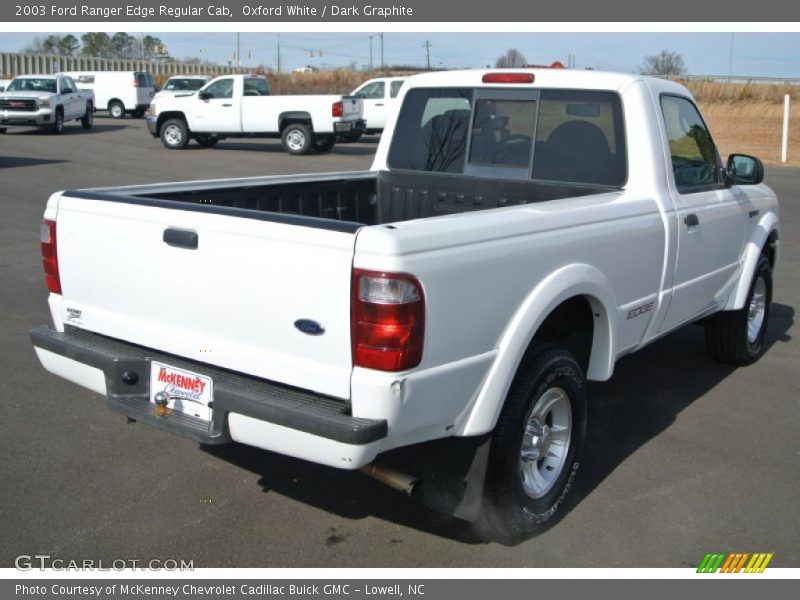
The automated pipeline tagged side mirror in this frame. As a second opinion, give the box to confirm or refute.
[198,91,210,100]
[727,154,764,185]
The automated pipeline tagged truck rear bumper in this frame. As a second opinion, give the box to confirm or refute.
[30,325,386,469]
[334,119,366,133]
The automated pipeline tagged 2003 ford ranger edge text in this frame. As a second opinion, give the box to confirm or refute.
[31,70,780,543]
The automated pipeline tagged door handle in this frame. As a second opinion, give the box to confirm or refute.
[749,210,760,218]
[375,103,384,106]
[684,214,700,227]
[163,228,198,249]
[222,103,232,107]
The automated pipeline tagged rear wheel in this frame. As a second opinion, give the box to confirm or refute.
[281,122,313,155]
[160,119,189,149]
[312,134,336,153]
[705,255,772,365]
[195,134,219,148]
[51,110,64,134]
[108,101,125,119]
[0,128,6,134]
[475,345,587,544]
[81,104,93,129]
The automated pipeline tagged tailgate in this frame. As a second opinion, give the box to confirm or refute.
[340,96,363,120]
[53,194,357,399]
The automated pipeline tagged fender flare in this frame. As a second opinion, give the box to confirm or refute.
[725,212,779,311]
[457,263,617,437]
[279,111,313,131]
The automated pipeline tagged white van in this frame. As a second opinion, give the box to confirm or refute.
[64,71,155,119]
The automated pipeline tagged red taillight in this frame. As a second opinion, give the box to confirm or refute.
[332,101,344,117]
[40,219,61,294]
[133,77,139,88]
[352,269,425,372]
[482,72,535,84]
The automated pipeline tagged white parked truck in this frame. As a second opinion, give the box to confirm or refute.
[343,76,408,141]
[0,74,94,134]
[31,69,779,542]
[145,74,365,155]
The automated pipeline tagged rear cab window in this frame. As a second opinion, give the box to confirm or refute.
[388,86,626,187]
[244,78,270,96]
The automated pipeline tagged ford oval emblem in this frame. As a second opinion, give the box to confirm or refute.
[294,319,325,336]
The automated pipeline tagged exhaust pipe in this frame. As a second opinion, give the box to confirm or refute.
[359,463,417,495]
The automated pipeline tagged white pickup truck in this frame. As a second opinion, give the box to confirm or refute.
[31,69,779,543]
[146,74,365,155]
[0,74,94,134]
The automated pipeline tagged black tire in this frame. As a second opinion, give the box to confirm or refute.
[339,130,362,143]
[312,134,336,153]
[160,118,189,149]
[281,122,313,155]
[108,101,125,119]
[51,109,64,134]
[705,255,772,365]
[0,128,6,134]
[195,134,219,148]
[475,345,587,544]
[81,104,93,129]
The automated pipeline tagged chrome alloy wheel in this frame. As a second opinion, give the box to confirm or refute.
[163,124,183,147]
[747,276,767,344]
[285,129,307,151]
[519,387,572,499]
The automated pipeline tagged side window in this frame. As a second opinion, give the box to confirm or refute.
[532,90,626,186]
[660,95,719,191]
[387,88,472,173]
[203,78,234,99]
[390,80,405,98]
[357,81,385,100]
[64,77,77,92]
[468,99,536,167]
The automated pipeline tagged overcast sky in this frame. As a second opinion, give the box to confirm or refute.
[2,32,799,77]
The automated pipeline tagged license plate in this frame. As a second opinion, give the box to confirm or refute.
[335,122,352,132]
[149,362,213,421]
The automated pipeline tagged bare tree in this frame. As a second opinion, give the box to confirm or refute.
[639,50,686,76]
[495,48,527,68]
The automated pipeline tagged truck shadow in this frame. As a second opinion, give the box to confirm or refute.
[2,124,128,135]
[201,302,793,545]
[194,142,377,156]
[0,157,68,168]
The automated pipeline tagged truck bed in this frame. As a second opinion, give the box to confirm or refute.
[66,170,616,230]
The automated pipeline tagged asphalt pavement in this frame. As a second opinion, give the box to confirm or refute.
[0,117,797,567]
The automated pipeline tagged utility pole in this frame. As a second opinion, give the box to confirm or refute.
[236,32,240,68]
[728,33,735,79]
[276,33,282,73]
[380,33,384,69]
[369,35,374,70]
[422,40,432,70]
